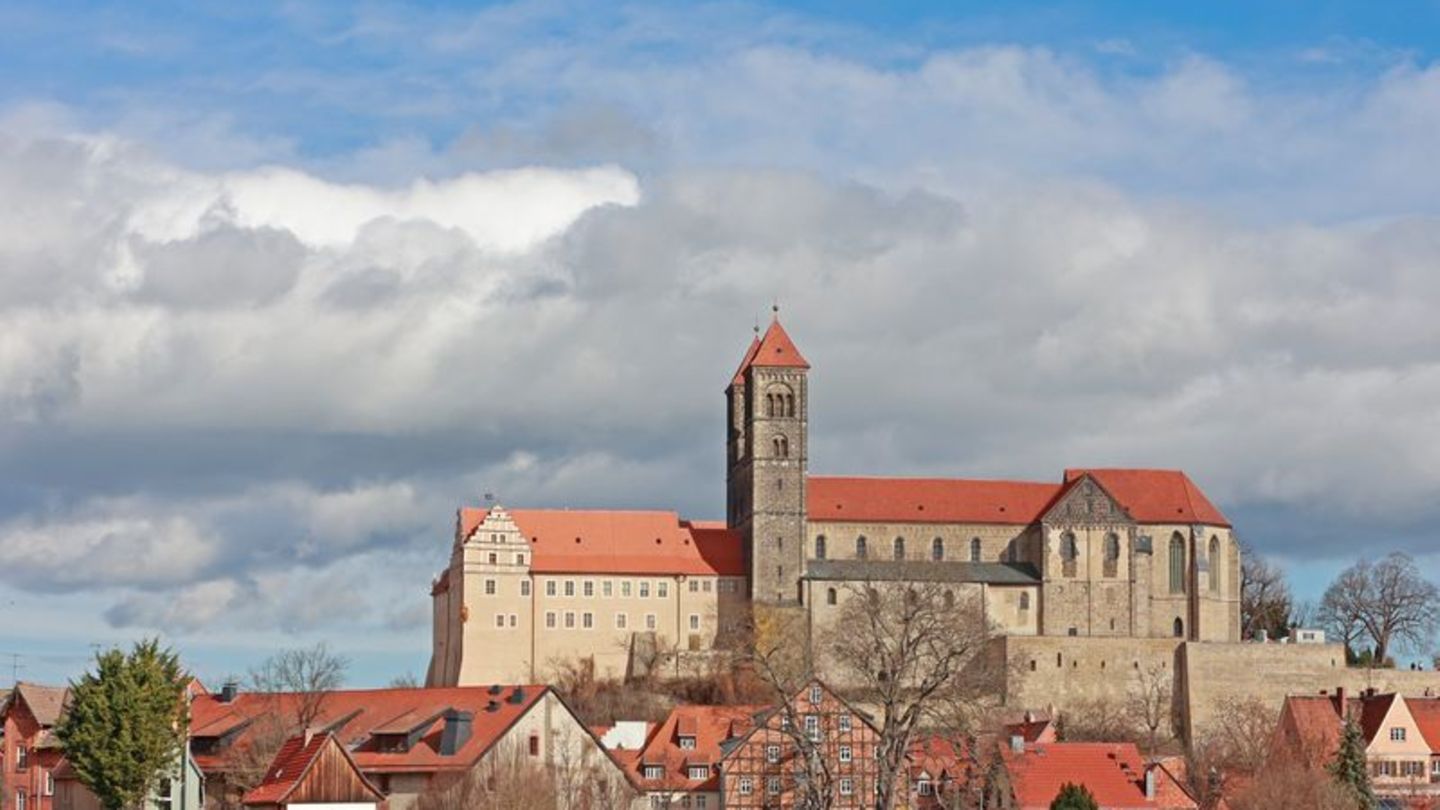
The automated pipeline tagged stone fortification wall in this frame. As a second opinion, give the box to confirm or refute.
[996,635,1184,734]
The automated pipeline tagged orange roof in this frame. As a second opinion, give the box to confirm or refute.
[999,742,1197,809]
[1406,697,1440,752]
[625,704,765,792]
[459,508,745,577]
[729,336,761,386]
[191,684,553,775]
[1065,469,1229,526]
[10,683,70,727]
[733,318,809,379]
[242,732,382,806]
[1273,695,1344,769]
[808,476,1061,525]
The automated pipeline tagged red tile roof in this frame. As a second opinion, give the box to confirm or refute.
[242,732,382,806]
[458,508,745,577]
[730,336,762,386]
[808,476,1062,525]
[191,685,552,775]
[999,742,1197,809]
[1355,693,1396,744]
[1272,695,1344,769]
[623,704,765,792]
[1406,697,1440,752]
[1065,469,1230,527]
[738,319,809,375]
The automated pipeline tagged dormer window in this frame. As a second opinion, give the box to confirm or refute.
[644,765,664,780]
[688,765,709,780]
[679,735,696,750]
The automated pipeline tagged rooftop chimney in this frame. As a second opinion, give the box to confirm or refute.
[439,710,473,756]
[1023,710,1035,724]
[1333,686,1347,716]
[1010,734,1024,753]
[1144,766,1156,799]
[220,682,239,703]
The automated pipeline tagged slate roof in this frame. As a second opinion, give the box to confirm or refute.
[803,559,1041,585]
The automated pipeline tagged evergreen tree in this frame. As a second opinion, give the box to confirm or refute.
[1327,717,1376,810]
[57,639,190,810]
[1050,782,1099,810]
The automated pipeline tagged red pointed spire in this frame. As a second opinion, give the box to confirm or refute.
[750,317,809,370]
[729,335,762,386]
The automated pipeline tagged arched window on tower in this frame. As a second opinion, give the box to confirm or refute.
[933,537,945,562]
[969,537,981,563]
[1209,535,1220,593]
[826,587,837,605]
[893,537,906,561]
[1104,533,1120,578]
[1173,617,1185,638]
[765,393,775,418]
[773,435,789,458]
[1170,533,1186,594]
[1060,532,1078,578]
[856,536,868,560]
[815,535,827,561]
[785,394,796,417]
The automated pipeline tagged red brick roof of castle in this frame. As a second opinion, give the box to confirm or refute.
[999,742,1197,809]
[808,469,1229,527]
[458,508,746,577]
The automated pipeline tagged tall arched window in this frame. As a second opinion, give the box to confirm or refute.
[1103,533,1120,578]
[969,537,981,563]
[773,435,789,458]
[1209,536,1220,593]
[893,537,906,560]
[785,394,796,417]
[1060,531,1078,577]
[856,536,868,560]
[814,535,827,561]
[765,393,775,417]
[1173,617,1185,638]
[1169,533,1186,594]
[933,538,945,562]
[826,587,837,605]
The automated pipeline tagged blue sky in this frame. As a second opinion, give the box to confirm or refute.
[2,0,1440,686]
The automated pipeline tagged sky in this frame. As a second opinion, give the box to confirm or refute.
[3,0,1440,687]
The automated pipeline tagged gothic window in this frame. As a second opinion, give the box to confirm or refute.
[893,537,905,560]
[826,587,837,605]
[969,537,981,563]
[773,434,789,458]
[1169,534,1186,594]
[1104,533,1120,578]
[856,536,868,560]
[1060,532,1078,578]
[1209,535,1220,593]
[1173,617,1185,638]
[815,535,827,561]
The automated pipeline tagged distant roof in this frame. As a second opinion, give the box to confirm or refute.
[191,684,551,775]
[10,683,70,728]
[458,508,745,577]
[242,732,382,806]
[1274,694,1344,768]
[803,559,1041,586]
[1065,469,1230,527]
[1000,742,1197,809]
[1407,697,1440,752]
[623,704,765,792]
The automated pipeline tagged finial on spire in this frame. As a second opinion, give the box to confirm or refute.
[753,316,760,338]
[771,299,780,321]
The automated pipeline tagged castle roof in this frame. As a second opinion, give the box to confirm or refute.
[459,507,746,577]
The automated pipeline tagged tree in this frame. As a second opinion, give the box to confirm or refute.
[1328,718,1376,810]
[1231,761,1356,810]
[56,639,189,810]
[1240,544,1293,639]
[1319,553,1440,666]
[1125,663,1173,753]
[1050,782,1099,810]
[1186,696,1278,807]
[813,581,996,810]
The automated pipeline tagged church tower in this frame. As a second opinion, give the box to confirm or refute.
[726,312,810,603]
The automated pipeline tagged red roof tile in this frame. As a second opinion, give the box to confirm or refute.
[191,685,552,775]
[1406,698,1440,753]
[1065,469,1229,527]
[737,318,809,376]
[729,336,761,386]
[623,704,765,792]
[458,508,745,577]
[1356,693,1396,744]
[808,476,1062,525]
[999,742,1197,809]
[1272,695,1344,769]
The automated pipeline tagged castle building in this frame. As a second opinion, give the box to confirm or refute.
[428,316,1240,687]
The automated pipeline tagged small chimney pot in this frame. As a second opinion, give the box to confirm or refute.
[220,682,239,703]
[1144,767,1156,799]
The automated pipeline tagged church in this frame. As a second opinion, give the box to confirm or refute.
[427,317,1240,687]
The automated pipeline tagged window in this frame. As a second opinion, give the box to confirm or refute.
[893,537,905,560]
[509,613,517,627]
[1060,532,1078,577]
[1173,617,1185,638]
[815,535,827,560]
[1104,533,1120,578]
[703,579,712,593]
[810,684,823,704]
[688,765,709,780]
[773,435,789,458]
[646,613,657,630]
[1170,533,1186,594]
[583,581,594,597]
[766,744,781,763]
[650,797,666,810]
[616,613,628,629]
[640,581,651,598]
[696,796,707,809]
[689,579,699,593]
[839,745,852,763]
[1019,592,1030,611]
[17,790,27,810]
[838,714,852,733]
[582,612,594,629]
[564,611,575,628]
[767,777,781,795]
[689,614,700,631]
[565,580,575,597]
[17,746,29,770]
[738,777,753,796]
[968,537,980,562]
[659,581,669,598]
[545,611,556,628]
[944,590,955,609]
[546,581,557,597]
[839,779,853,796]
[603,580,613,597]
[43,773,55,798]
[487,552,497,564]
[484,579,496,595]
[622,580,632,597]
[515,552,526,565]
[826,587,837,605]
[856,536,868,559]
[644,765,663,780]
[917,779,932,796]
[1210,536,1221,592]
[520,580,531,597]
[1392,727,1408,742]
[494,613,505,628]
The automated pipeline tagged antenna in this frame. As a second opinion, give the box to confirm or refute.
[4,652,23,685]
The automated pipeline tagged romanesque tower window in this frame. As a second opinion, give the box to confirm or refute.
[969,537,981,563]
[826,587,837,605]
[773,434,789,458]
[935,538,946,562]
[1209,536,1220,593]
[815,535,827,560]
[1060,532,1078,578]
[1104,533,1119,578]
[893,537,906,560]
[1174,617,1185,638]
[856,536,868,560]
[1169,534,1186,594]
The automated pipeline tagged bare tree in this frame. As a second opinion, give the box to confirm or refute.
[413,740,559,810]
[1059,696,1140,744]
[1125,663,1173,753]
[815,581,995,810]
[1229,761,1355,810]
[246,642,349,727]
[1320,553,1440,665]
[1186,696,1278,807]
[1240,544,1292,640]
[388,672,420,688]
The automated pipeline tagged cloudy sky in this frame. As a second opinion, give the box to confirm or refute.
[3,0,1440,686]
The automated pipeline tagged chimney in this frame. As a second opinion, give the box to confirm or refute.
[1024,710,1035,724]
[220,682,239,703]
[507,687,525,705]
[1333,686,1346,716]
[1144,766,1156,799]
[1010,734,1024,753]
[439,710,473,756]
